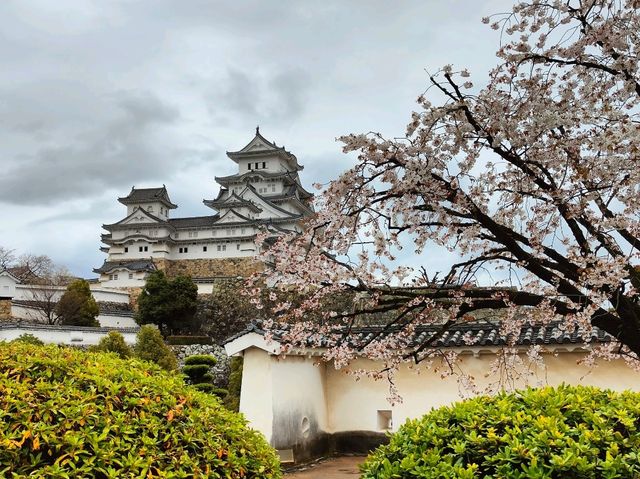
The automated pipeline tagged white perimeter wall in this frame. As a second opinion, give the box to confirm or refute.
[325,352,640,434]
[15,285,130,304]
[0,325,138,345]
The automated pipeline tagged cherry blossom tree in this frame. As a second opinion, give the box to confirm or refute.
[251,0,640,379]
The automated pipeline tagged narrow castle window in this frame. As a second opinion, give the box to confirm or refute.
[124,247,128,253]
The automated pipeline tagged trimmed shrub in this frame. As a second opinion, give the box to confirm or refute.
[90,331,132,359]
[183,364,211,378]
[361,385,640,479]
[11,333,44,346]
[184,354,217,366]
[182,354,219,396]
[134,324,178,371]
[0,342,281,478]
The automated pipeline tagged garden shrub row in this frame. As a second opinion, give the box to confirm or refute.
[0,341,281,478]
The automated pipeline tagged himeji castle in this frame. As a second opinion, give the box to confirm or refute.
[94,129,314,289]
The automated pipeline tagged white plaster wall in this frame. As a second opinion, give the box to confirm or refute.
[11,304,136,329]
[270,355,328,450]
[240,347,274,442]
[0,325,138,345]
[0,274,17,298]
[325,352,640,434]
[89,287,130,304]
[97,314,137,328]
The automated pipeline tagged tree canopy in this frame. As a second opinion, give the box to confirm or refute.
[56,279,99,327]
[136,271,199,335]
[252,0,640,379]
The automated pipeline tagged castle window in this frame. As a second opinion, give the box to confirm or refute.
[124,247,128,253]
[262,161,266,169]
[129,273,133,279]
[248,163,252,170]
[237,243,240,250]
[139,246,143,252]
[144,246,148,252]
[203,246,207,252]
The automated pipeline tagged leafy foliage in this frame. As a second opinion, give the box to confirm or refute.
[133,324,178,371]
[55,279,99,327]
[362,385,640,479]
[184,354,217,366]
[136,271,199,336]
[224,357,244,412]
[90,331,132,359]
[11,333,44,346]
[0,341,281,478]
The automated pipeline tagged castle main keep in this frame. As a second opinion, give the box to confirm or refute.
[94,129,314,290]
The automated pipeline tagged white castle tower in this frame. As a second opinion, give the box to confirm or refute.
[94,129,314,288]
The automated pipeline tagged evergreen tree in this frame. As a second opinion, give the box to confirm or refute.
[56,279,99,327]
[136,271,199,336]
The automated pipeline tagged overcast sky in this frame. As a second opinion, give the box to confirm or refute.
[0,0,515,278]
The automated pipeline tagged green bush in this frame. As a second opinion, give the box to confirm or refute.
[90,331,132,359]
[183,364,211,379]
[0,342,281,478]
[224,356,243,412]
[185,354,217,366]
[134,324,178,371]
[362,385,640,479]
[11,333,44,346]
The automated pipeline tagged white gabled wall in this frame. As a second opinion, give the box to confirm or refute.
[239,348,274,442]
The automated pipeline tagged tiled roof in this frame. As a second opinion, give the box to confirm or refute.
[118,186,177,208]
[93,260,156,274]
[224,320,613,349]
[168,215,219,228]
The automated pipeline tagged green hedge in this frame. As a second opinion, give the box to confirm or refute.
[0,342,281,478]
[362,385,640,479]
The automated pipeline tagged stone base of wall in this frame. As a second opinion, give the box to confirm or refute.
[286,431,388,465]
[0,298,12,320]
[154,258,263,280]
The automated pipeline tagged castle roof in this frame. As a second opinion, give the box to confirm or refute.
[168,215,220,229]
[93,259,156,274]
[226,128,302,171]
[118,186,177,209]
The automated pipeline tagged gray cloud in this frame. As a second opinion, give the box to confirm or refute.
[0,91,197,205]
[210,67,311,127]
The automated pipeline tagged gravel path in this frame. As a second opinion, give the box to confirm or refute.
[284,456,364,478]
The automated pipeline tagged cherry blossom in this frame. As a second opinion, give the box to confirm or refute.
[249,0,640,386]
